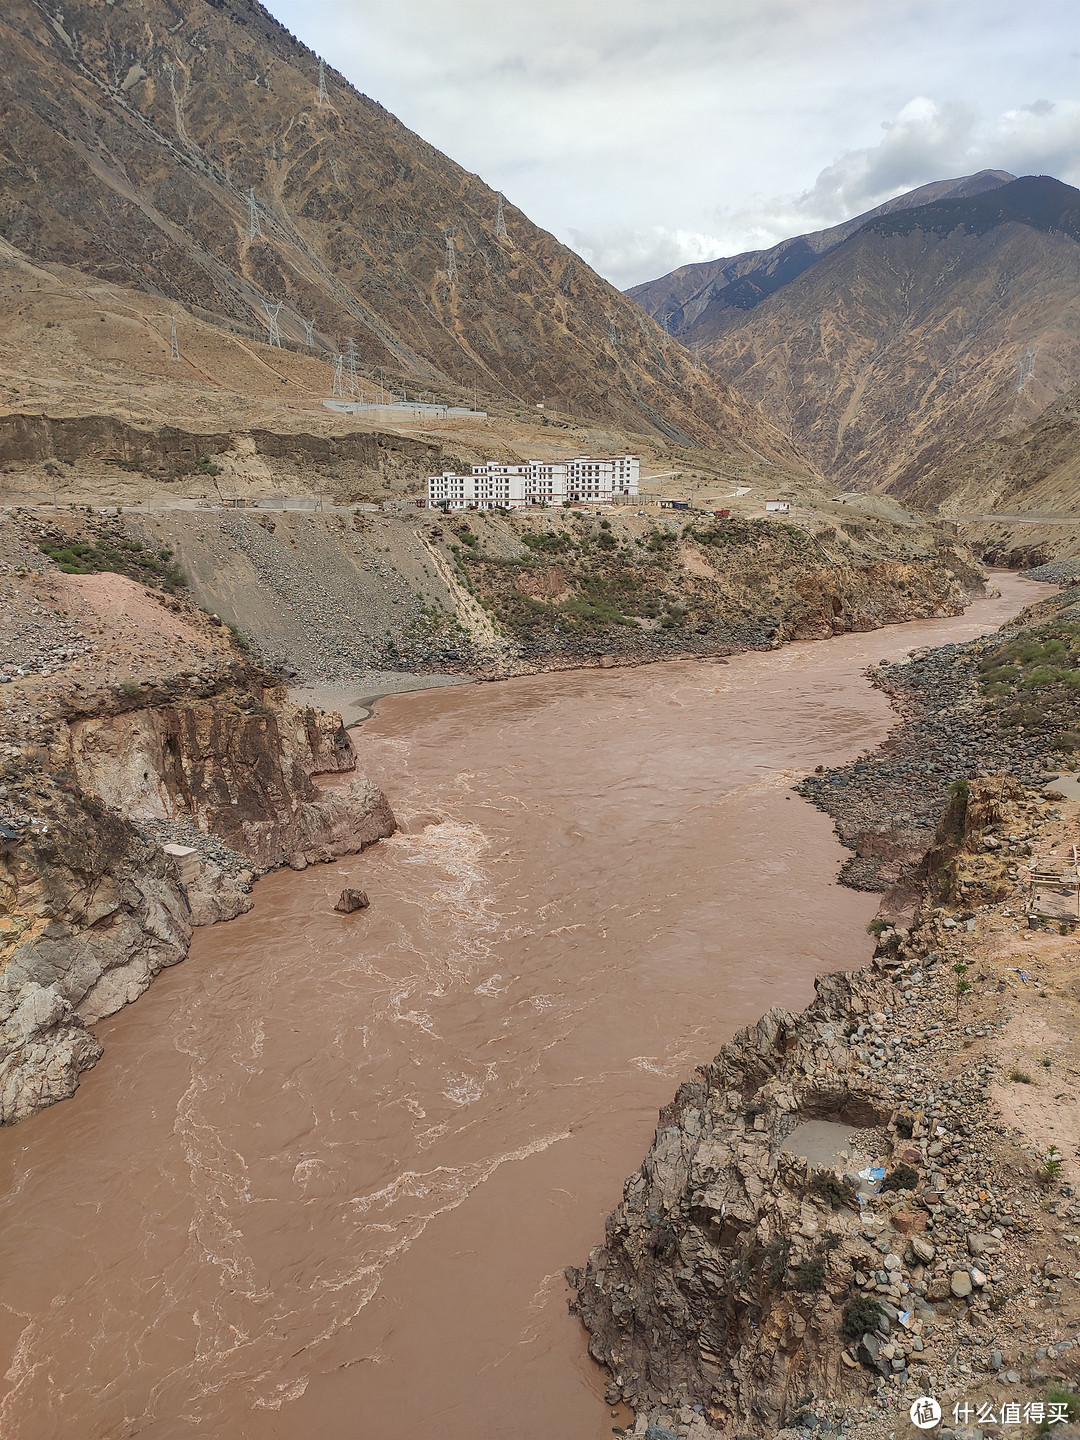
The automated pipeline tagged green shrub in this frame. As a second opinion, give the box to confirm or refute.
[810,1172,858,1210]
[794,1255,826,1292]
[878,1163,919,1193]
[1039,1148,1064,1187]
[1036,1388,1078,1431]
[841,1294,882,1343]
[764,1234,789,1288]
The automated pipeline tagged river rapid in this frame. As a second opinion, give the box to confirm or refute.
[0,575,1047,1440]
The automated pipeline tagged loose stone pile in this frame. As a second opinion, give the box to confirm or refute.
[798,616,1074,891]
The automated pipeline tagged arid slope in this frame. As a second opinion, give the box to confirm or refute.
[694,178,1080,493]
[0,0,805,460]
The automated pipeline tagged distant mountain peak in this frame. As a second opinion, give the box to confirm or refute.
[627,171,1017,338]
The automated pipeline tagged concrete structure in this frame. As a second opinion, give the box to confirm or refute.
[765,500,791,514]
[426,455,639,510]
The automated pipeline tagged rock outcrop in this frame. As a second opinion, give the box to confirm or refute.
[571,965,899,1433]
[0,680,395,1124]
[0,786,191,1122]
[572,597,1080,1436]
[63,683,382,869]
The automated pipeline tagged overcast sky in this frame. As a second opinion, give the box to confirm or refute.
[270,0,1080,290]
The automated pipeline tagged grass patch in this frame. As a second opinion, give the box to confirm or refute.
[38,534,187,592]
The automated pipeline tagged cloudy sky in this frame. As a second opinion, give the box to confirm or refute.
[270,0,1080,289]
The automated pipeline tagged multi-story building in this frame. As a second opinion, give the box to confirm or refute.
[426,455,639,510]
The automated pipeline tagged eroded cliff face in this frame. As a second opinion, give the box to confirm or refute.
[0,682,394,1124]
[0,786,191,1122]
[571,968,898,1434]
[63,684,382,868]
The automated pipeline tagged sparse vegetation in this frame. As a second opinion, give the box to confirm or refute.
[1039,1147,1064,1187]
[878,1162,919,1193]
[809,1171,857,1210]
[841,1294,882,1343]
[37,533,188,592]
[794,1253,826,1292]
[1036,1388,1078,1431]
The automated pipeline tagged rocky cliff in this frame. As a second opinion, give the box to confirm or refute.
[0,679,394,1124]
[0,0,807,460]
[0,517,396,1124]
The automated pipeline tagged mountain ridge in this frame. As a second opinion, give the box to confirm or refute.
[0,0,806,463]
[685,176,1080,494]
[627,170,1015,340]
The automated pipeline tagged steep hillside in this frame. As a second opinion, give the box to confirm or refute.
[627,171,1013,340]
[693,177,1080,493]
[0,0,805,462]
[912,384,1080,570]
[903,383,1080,516]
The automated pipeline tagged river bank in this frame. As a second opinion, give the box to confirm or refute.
[575,579,1080,1439]
[0,573,1055,1440]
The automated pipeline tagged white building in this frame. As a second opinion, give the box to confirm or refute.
[426,455,639,510]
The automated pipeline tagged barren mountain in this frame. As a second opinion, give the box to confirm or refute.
[627,171,1014,341]
[690,176,1080,493]
[0,0,805,461]
[901,382,1080,516]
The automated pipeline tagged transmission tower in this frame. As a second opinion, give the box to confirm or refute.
[247,188,262,240]
[170,315,180,360]
[495,193,508,240]
[346,337,359,396]
[262,299,283,347]
[445,228,458,282]
[304,319,315,347]
[332,354,344,396]
[316,58,329,107]
[608,318,617,345]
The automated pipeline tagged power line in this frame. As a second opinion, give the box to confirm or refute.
[247,188,262,240]
[262,299,283,347]
[170,315,180,360]
[495,193,508,240]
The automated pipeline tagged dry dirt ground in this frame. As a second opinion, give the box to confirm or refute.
[0,515,239,754]
[0,242,814,511]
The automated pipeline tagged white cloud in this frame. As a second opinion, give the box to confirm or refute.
[269,0,1080,287]
[568,227,728,289]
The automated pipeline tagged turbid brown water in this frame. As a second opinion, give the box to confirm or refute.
[0,575,1048,1440]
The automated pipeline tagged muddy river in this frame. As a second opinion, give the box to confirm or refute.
[0,575,1046,1439]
